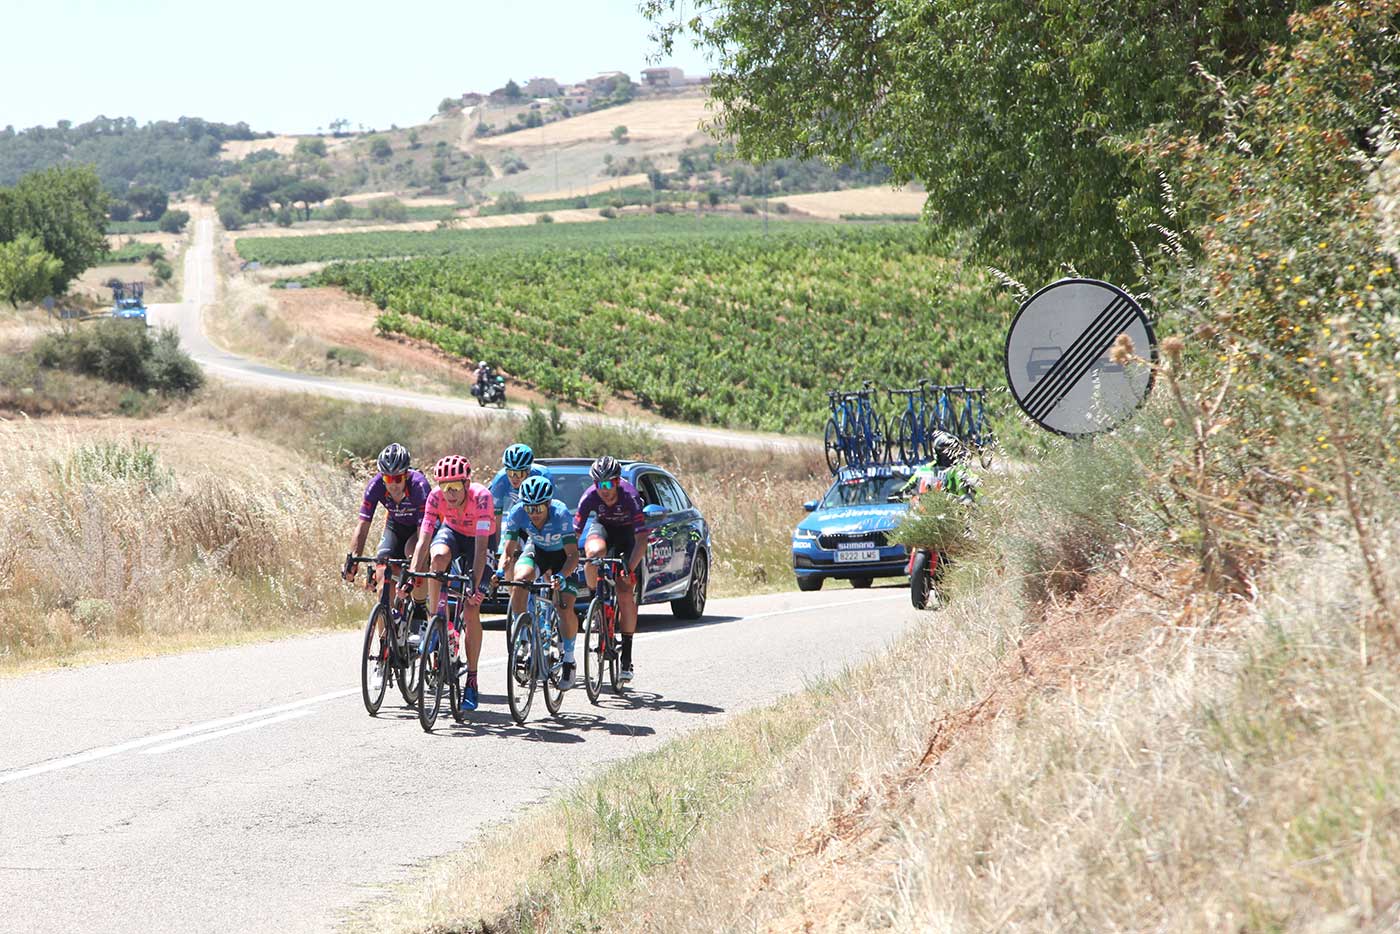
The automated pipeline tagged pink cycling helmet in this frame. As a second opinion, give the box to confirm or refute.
[433,454,472,483]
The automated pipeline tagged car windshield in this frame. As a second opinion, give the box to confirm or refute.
[819,475,906,509]
[546,471,594,512]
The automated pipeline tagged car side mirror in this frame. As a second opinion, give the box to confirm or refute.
[643,504,665,518]
[802,500,818,512]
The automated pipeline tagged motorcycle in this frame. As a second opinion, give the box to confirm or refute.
[472,374,507,407]
[907,545,947,610]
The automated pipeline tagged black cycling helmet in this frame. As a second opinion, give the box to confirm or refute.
[377,443,411,474]
[589,455,621,483]
[930,432,966,469]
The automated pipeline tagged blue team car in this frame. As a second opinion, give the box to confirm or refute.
[484,458,711,620]
[791,464,914,591]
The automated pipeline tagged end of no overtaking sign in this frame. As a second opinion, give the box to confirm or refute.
[1004,278,1157,438]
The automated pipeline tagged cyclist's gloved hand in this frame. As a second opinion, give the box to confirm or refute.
[494,568,506,581]
[397,578,416,598]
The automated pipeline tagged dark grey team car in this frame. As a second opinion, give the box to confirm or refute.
[482,458,711,620]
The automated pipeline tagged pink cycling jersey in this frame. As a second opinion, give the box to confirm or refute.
[419,483,495,538]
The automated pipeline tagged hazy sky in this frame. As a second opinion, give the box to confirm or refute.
[2,0,713,134]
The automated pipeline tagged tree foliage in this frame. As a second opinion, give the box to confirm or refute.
[158,208,190,233]
[644,0,1311,283]
[0,164,109,292]
[0,233,62,306]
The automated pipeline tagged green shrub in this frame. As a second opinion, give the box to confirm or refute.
[330,199,354,220]
[599,207,618,219]
[34,321,203,396]
[319,408,421,462]
[63,439,173,492]
[536,213,554,224]
[152,258,174,282]
[520,403,567,458]
[326,345,369,367]
[158,209,191,233]
[890,495,977,558]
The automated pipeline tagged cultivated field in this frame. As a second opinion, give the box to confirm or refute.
[473,93,711,148]
[775,186,929,219]
[219,134,351,161]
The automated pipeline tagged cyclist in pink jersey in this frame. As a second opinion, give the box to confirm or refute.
[402,454,495,711]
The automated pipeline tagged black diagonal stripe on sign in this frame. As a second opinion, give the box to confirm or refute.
[1027,302,1136,423]
[1024,295,1131,417]
[1024,294,1131,411]
[1028,302,1137,422]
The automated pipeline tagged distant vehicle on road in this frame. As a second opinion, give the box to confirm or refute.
[111,281,147,323]
[791,464,913,591]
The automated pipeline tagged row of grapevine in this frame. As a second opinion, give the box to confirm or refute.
[315,224,1012,433]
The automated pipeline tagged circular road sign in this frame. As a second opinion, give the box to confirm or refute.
[1004,278,1156,437]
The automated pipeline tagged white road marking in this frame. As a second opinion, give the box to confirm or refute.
[143,709,317,755]
[1,593,903,782]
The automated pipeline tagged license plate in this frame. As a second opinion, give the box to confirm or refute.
[836,549,879,563]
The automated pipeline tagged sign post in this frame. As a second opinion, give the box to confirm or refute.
[1004,278,1157,437]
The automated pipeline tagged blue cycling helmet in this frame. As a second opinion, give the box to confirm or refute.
[518,475,553,506]
[502,443,534,471]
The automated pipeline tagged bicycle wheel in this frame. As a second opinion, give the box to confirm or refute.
[449,622,466,724]
[541,608,565,718]
[871,412,890,464]
[607,608,623,695]
[360,606,389,716]
[417,615,447,732]
[583,598,605,704]
[896,410,917,464]
[506,612,537,725]
[393,604,420,707]
[823,419,841,474]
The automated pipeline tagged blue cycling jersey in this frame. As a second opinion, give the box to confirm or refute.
[502,500,577,552]
[488,464,552,516]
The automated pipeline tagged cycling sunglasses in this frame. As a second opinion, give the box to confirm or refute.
[505,468,530,480]
[525,502,549,515]
[598,479,617,491]
[439,480,466,493]
[382,472,407,485]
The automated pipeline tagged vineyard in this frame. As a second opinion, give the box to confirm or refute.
[315,224,1010,433]
[234,214,794,265]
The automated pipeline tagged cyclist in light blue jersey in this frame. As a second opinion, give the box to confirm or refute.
[488,444,553,529]
[499,476,582,689]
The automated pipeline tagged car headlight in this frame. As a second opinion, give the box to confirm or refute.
[792,528,819,541]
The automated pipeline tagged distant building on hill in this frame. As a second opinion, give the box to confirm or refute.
[523,77,560,97]
[562,84,593,109]
[585,71,629,91]
[460,92,484,106]
[641,67,685,88]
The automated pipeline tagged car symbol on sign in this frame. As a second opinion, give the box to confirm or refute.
[1026,346,1061,383]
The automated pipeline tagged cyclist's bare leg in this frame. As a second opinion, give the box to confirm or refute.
[463,605,483,670]
[560,593,578,641]
[427,545,451,615]
[583,536,607,589]
[509,561,537,620]
[617,576,638,635]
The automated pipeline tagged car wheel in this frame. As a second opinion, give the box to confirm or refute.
[796,575,823,592]
[850,576,873,589]
[670,550,708,620]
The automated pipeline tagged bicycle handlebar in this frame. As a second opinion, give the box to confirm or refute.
[402,568,478,593]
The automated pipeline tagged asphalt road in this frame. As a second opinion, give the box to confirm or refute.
[145,217,815,455]
[0,588,916,933]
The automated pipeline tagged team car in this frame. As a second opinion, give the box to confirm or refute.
[482,458,711,620]
[791,464,914,591]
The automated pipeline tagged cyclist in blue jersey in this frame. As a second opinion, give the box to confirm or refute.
[574,456,646,683]
[488,444,553,529]
[499,476,582,689]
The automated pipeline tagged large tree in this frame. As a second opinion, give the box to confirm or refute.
[645,0,1310,283]
[0,164,108,292]
[0,234,62,306]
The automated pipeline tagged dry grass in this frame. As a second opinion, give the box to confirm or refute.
[0,418,366,671]
[218,135,350,161]
[772,186,929,220]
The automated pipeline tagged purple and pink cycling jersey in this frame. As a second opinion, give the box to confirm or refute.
[420,483,495,539]
[359,470,433,528]
[573,478,645,538]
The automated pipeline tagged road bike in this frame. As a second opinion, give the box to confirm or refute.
[406,566,481,732]
[582,557,629,703]
[500,577,566,724]
[824,383,889,472]
[824,391,860,472]
[888,379,935,464]
[950,386,997,466]
[343,554,419,715]
[849,381,889,466]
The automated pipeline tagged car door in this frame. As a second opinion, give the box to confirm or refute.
[649,472,700,598]
[631,471,675,600]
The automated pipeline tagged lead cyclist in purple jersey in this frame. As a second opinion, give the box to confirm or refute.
[574,455,646,683]
[344,444,432,613]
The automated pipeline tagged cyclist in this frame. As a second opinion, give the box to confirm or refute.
[499,476,581,689]
[488,443,553,536]
[343,444,431,685]
[899,432,968,504]
[402,454,495,712]
[574,455,646,683]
